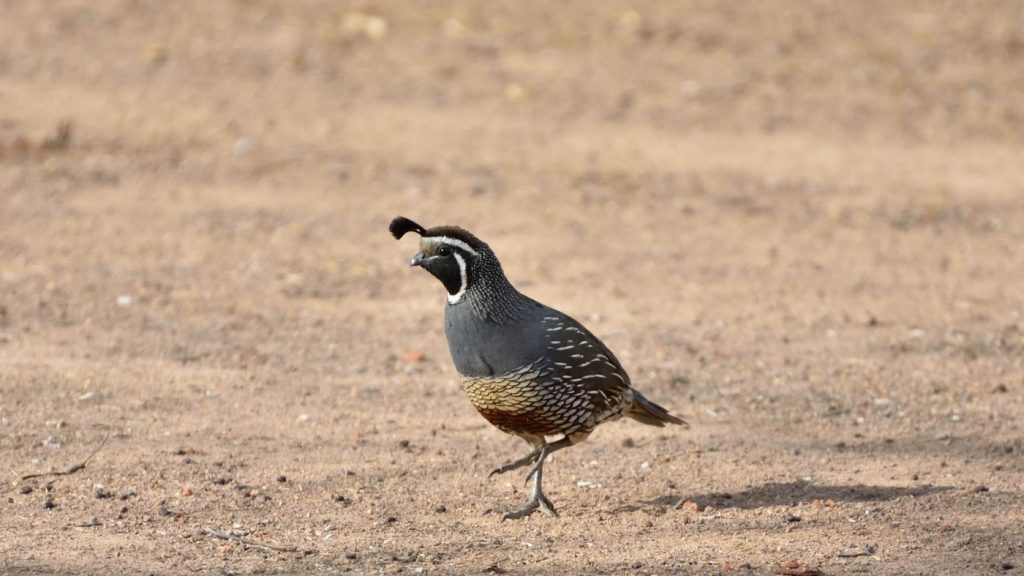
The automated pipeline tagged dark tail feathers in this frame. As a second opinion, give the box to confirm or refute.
[628,392,688,428]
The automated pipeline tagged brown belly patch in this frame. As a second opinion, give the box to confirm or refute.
[462,373,583,437]
[473,407,562,436]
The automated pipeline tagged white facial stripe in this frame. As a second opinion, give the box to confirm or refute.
[427,236,479,256]
[448,252,468,304]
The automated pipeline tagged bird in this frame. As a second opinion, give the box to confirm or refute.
[389,215,686,519]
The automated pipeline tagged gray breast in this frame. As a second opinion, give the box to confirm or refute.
[444,299,547,377]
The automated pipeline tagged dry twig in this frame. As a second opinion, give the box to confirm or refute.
[204,528,299,553]
[22,432,111,480]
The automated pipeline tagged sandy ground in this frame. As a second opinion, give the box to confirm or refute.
[2,1,1024,574]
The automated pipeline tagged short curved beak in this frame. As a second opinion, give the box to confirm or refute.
[410,252,427,267]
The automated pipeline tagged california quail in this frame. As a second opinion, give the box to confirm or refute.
[390,216,686,519]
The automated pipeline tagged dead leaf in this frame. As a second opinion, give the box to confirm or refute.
[402,351,425,363]
[773,560,822,576]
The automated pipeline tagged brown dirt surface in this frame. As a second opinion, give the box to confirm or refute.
[2,1,1023,574]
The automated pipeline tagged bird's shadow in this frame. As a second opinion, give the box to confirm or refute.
[614,481,952,513]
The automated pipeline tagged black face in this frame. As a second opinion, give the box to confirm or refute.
[412,243,466,297]
[391,216,489,300]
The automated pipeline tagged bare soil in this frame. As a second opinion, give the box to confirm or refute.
[2,1,1023,574]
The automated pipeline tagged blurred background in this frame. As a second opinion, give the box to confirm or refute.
[1,1,1022,574]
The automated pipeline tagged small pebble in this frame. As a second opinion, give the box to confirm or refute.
[95,488,113,499]
[43,496,55,509]
[234,137,253,156]
[435,505,447,513]
[276,475,287,483]
[19,486,32,495]
[212,477,231,485]
[119,490,136,500]
[676,500,700,512]
[974,485,990,493]
[331,494,346,503]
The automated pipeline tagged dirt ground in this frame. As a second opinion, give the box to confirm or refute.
[2,1,1023,574]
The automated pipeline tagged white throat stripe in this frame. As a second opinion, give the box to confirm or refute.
[448,252,468,304]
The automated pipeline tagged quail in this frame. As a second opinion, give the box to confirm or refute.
[389,216,686,519]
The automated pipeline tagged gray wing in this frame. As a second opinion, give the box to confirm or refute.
[529,309,634,424]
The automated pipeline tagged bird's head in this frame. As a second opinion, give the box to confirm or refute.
[389,216,498,304]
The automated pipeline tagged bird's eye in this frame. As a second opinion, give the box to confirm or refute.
[438,246,452,257]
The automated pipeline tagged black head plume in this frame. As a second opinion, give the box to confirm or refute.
[389,216,428,239]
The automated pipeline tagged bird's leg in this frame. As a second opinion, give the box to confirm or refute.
[519,436,573,486]
[488,445,543,478]
[487,436,576,481]
[493,435,586,520]
[502,448,557,520]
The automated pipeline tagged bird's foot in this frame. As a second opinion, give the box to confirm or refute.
[488,447,543,478]
[501,492,558,520]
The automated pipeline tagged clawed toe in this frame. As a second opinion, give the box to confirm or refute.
[488,448,543,478]
[501,502,536,521]
[501,495,558,520]
[537,492,557,517]
[488,462,523,478]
